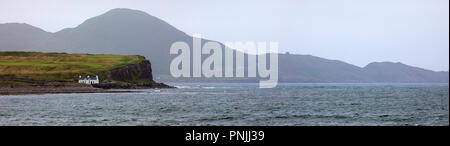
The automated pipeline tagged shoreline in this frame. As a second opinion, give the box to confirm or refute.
[0,83,174,96]
[0,90,134,96]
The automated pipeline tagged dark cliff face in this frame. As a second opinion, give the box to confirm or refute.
[108,60,153,83]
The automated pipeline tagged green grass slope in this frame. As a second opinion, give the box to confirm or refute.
[0,51,146,84]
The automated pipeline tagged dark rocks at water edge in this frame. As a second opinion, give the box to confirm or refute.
[92,82,174,89]
[0,82,174,95]
[0,83,104,95]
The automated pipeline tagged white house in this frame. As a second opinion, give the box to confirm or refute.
[78,75,99,84]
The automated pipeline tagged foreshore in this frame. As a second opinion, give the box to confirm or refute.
[0,82,174,95]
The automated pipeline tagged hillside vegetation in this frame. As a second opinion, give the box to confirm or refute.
[0,52,146,84]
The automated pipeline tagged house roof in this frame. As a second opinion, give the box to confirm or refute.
[78,76,98,80]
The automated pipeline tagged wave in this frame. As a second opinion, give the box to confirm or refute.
[202,87,216,89]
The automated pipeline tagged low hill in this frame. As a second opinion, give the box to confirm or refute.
[0,51,154,85]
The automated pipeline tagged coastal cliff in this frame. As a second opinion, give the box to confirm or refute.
[108,59,153,83]
[96,60,173,89]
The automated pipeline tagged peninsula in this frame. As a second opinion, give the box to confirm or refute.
[0,51,173,95]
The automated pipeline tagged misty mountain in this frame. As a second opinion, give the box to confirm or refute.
[53,8,193,75]
[363,62,448,83]
[0,8,448,83]
[278,54,372,82]
[0,23,53,51]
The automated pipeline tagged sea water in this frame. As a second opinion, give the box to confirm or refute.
[0,83,448,126]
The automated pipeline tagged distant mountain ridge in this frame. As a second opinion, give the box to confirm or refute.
[363,62,448,83]
[0,8,448,83]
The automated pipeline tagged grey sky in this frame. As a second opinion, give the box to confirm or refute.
[0,0,448,71]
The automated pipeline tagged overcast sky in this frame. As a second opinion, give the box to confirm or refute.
[0,0,448,71]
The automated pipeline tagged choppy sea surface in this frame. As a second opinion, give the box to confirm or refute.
[0,83,448,126]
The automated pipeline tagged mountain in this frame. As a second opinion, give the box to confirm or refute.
[53,8,193,75]
[0,8,448,83]
[278,54,372,82]
[363,62,449,83]
[0,23,53,51]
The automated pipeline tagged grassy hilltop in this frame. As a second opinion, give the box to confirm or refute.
[0,52,146,85]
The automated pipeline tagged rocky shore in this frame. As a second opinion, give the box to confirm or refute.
[92,82,174,89]
[0,82,174,95]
